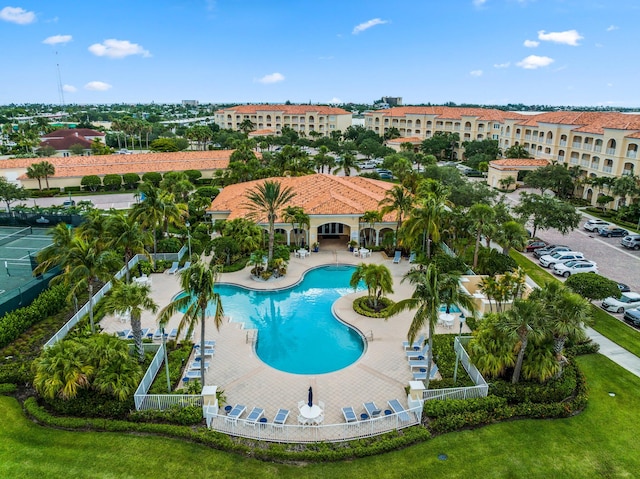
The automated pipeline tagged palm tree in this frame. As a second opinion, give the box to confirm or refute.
[282,205,310,248]
[402,195,446,258]
[103,280,158,362]
[26,162,44,190]
[388,263,468,388]
[105,211,152,282]
[89,334,143,401]
[333,152,360,176]
[244,180,296,262]
[39,161,55,189]
[349,263,393,311]
[379,185,414,249]
[468,313,516,378]
[360,210,382,247]
[239,119,256,135]
[496,220,529,256]
[468,203,495,270]
[496,299,546,384]
[157,261,224,386]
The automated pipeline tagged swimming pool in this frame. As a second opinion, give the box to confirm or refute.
[193,266,366,375]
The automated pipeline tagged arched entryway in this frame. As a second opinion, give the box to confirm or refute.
[316,222,351,249]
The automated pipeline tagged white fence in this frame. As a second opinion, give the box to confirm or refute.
[423,336,489,401]
[134,342,202,410]
[203,405,423,443]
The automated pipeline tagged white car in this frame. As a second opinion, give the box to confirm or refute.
[601,292,640,314]
[552,260,598,277]
[584,219,610,232]
[539,251,584,268]
[358,161,376,169]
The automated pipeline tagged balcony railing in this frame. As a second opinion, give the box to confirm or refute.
[559,140,567,146]
[580,160,589,167]
[583,144,592,151]
[606,148,616,155]
[572,142,581,148]
[603,166,613,173]
[524,135,532,140]
[515,134,521,139]
[622,169,635,176]
[464,127,471,131]
[594,145,602,152]
[570,158,579,165]
[626,151,637,159]
[557,155,565,162]
[546,140,553,144]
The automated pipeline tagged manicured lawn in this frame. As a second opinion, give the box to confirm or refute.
[0,354,638,478]
[511,250,640,357]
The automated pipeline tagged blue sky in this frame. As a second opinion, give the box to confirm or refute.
[1,0,638,106]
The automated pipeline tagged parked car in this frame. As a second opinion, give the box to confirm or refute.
[378,172,394,179]
[618,283,631,293]
[375,168,392,175]
[464,169,483,177]
[533,245,570,259]
[598,226,629,238]
[115,148,133,155]
[62,199,76,207]
[601,292,640,314]
[583,219,610,232]
[552,260,598,277]
[525,240,548,252]
[621,234,640,250]
[371,158,384,165]
[539,251,585,268]
[358,161,376,169]
[623,307,640,327]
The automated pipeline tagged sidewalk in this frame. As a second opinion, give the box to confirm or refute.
[586,328,640,377]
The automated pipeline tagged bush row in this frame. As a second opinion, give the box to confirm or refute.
[0,383,17,394]
[24,397,431,462]
[489,363,577,405]
[128,404,204,426]
[0,284,69,349]
[352,296,394,318]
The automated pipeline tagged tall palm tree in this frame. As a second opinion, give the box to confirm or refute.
[402,195,446,258]
[379,185,414,249]
[106,211,152,282]
[468,203,495,270]
[360,210,382,247]
[157,261,224,386]
[333,152,360,176]
[244,180,296,261]
[26,162,45,190]
[40,161,55,189]
[496,299,546,384]
[103,281,158,362]
[349,263,393,311]
[86,334,142,400]
[388,263,469,388]
[496,220,529,256]
[282,205,310,248]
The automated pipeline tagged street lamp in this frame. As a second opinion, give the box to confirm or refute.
[453,314,466,385]
[185,221,192,258]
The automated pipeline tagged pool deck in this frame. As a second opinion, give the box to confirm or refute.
[100,247,469,425]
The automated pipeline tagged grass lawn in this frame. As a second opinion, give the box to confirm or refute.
[511,250,640,357]
[0,354,638,478]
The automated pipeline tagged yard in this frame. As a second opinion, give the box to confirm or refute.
[0,354,638,478]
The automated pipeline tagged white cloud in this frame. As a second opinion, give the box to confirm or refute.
[537,29,583,46]
[84,81,112,91]
[256,72,285,84]
[352,18,388,34]
[88,39,151,59]
[523,39,539,48]
[43,34,72,45]
[470,69,483,77]
[472,0,487,6]
[62,84,77,93]
[0,6,35,24]
[607,83,613,87]
[328,97,343,104]
[516,55,554,69]
[606,25,618,32]
[493,62,510,69]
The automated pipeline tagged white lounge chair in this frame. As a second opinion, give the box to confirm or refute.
[408,359,429,369]
[194,340,216,349]
[273,408,289,426]
[168,328,178,340]
[152,328,163,341]
[178,261,191,272]
[167,261,179,274]
[116,329,130,339]
[388,399,411,422]
[225,404,246,422]
[409,251,416,263]
[402,334,425,351]
[188,361,210,371]
[363,401,382,418]
[246,407,264,426]
[406,344,429,359]
[342,406,357,423]
[393,250,401,264]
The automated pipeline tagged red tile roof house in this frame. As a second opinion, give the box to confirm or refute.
[39,128,106,156]
[487,158,550,190]
[206,173,399,247]
[0,150,231,191]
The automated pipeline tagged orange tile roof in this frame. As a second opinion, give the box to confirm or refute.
[490,158,549,169]
[8,150,231,179]
[216,104,350,115]
[208,174,398,222]
[515,111,640,135]
[248,129,276,137]
[386,136,422,144]
[366,106,525,122]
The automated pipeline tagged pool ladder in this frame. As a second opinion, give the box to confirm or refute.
[364,330,374,341]
[246,329,258,345]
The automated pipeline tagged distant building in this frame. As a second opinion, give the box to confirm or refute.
[214,104,352,137]
[182,100,199,106]
[39,128,106,157]
[381,97,402,107]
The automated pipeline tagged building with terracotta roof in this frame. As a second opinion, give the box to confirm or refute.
[366,107,640,207]
[215,105,352,137]
[40,128,106,156]
[487,159,550,191]
[1,150,231,190]
[207,174,397,247]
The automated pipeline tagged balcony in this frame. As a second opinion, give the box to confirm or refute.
[580,160,589,167]
[590,163,599,170]
[594,145,602,152]
[583,144,592,151]
[606,148,616,155]
[515,134,521,139]
[603,166,613,173]
[558,155,565,162]
[572,142,581,148]
[626,151,637,159]
[454,126,460,131]
[546,140,553,145]
[525,135,532,140]
[622,169,635,176]
[570,158,579,165]
[464,127,471,131]
[559,140,567,146]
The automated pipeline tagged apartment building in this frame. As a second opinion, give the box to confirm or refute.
[214,105,352,137]
[365,107,640,206]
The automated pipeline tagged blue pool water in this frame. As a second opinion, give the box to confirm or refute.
[439,304,461,313]
[192,266,366,375]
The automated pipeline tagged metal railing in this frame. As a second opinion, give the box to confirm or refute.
[134,342,202,410]
[423,336,488,401]
[203,405,422,443]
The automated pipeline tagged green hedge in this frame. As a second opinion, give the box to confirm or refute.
[23,397,431,462]
[128,404,203,426]
[352,296,394,318]
[0,383,17,394]
[148,341,194,393]
[221,256,249,273]
[0,284,69,349]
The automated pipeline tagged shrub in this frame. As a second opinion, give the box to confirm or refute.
[122,173,140,190]
[353,296,394,318]
[142,172,163,186]
[128,405,203,426]
[184,170,202,184]
[565,274,621,302]
[81,175,102,192]
[195,186,219,200]
[221,256,249,273]
[0,383,17,394]
[148,341,194,393]
[158,237,182,253]
[103,174,123,191]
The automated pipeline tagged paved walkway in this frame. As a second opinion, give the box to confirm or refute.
[101,244,469,425]
[586,327,640,377]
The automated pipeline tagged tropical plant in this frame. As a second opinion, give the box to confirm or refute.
[282,205,310,248]
[103,281,158,362]
[349,263,393,311]
[157,261,224,386]
[468,203,495,269]
[244,180,296,262]
[379,185,414,249]
[105,211,152,282]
